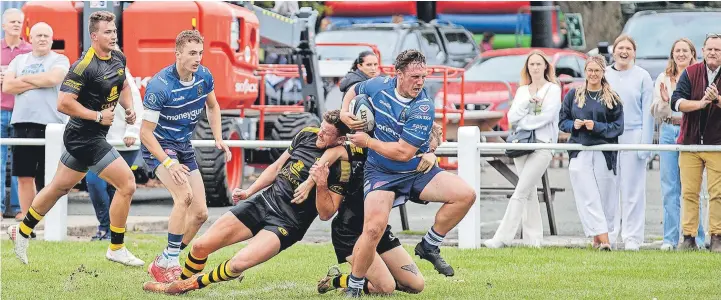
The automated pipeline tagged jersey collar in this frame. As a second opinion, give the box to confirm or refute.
[90,46,111,60]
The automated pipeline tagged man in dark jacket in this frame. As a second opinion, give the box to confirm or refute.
[670,33,721,252]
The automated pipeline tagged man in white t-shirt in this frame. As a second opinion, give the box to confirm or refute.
[1,22,70,222]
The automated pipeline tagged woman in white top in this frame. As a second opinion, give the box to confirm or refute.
[651,38,707,250]
[484,50,562,248]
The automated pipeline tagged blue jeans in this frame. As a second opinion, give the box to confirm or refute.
[86,150,139,232]
[1,110,19,215]
[659,123,705,246]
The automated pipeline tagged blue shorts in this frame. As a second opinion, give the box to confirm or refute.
[142,140,198,173]
[363,164,444,207]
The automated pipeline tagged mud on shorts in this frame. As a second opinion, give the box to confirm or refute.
[331,223,401,264]
[61,135,121,175]
[142,140,198,173]
[363,165,444,207]
[229,191,304,252]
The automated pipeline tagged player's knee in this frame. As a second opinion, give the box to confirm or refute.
[191,207,208,225]
[178,191,193,207]
[49,182,73,197]
[228,256,249,274]
[402,277,425,294]
[190,238,213,258]
[458,185,476,207]
[376,280,396,295]
[116,175,137,197]
[363,221,385,241]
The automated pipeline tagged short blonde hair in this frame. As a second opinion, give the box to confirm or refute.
[175,30,204,52]
[88,11,115,33]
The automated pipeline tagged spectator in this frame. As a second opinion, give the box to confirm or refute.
[670,33,721,252]
[651,38,707,251]
[1,8,31,220]
[604,35,654,251]
[481,32,495,52]
[86,46,144,241]
[339,51,379,98]
[273,1,299,17]
[559,55,624,251]
[2,22,69,223]
[484,50,561,249]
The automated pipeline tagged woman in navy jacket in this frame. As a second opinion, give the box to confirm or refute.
[559,55,624,250]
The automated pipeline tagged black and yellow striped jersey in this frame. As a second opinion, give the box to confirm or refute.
[60,47,126,137]
[267,127,350,229]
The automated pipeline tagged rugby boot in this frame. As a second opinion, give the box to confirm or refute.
[344,287,362,298]
[415,242,454,276]
[710,234,721,253]
[164,274,202,295]
[317,265,342,294]
[148,255,178,283]
[106,246,145,266]
[7,225,29,264]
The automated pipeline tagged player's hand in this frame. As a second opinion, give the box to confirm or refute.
[347,132,371,148]
[584,120,595,131]
[341,110,366,131]
[573,119,585,130]
[660,82,670,103]
[416,152,437,174]
[216,139,232,162]
[168,162,190,185]
[292,179,315,204]
[697,99,712,110]
[100,106,115,126]
[123,137,136,148]
[125,108,136,125]
[232,188,250,204]
[310,161,330,188]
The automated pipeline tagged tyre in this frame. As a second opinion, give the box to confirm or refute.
[269,112,321,160]
[193,113,245,207]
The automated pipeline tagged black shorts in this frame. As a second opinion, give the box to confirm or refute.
[331,223,401,264]
[229,191,304,251]
[61,128,119,174]
[11,123,46,182]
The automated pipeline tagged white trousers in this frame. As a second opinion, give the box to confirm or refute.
[491,149,552,245]
[610,129,647,245]
[569,151,619,237]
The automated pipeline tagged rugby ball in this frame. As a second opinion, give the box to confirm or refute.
[349,94,375,132]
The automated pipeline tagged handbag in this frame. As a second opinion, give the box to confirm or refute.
[504,84,549,158]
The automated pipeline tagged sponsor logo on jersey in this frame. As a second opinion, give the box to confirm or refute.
[278,227,288,236]
[63,79,82,91]
[107,86,119,102]
[290,160,305,178]
[330,185,344,194]
[419,104,430,113]
[378,99,392,110]
[117,68,124,76]
[172,96,185,102]
[376,123,400,138]
[197,84,203,96]
[163,107,204,121]
[146,93,159,106]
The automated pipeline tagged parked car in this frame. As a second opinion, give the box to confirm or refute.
[435,48,587,131]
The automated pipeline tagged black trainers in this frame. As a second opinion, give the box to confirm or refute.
[710,234,721,253]
[678,235,698,251]
[415,242,454,277]
[344,287,362,298]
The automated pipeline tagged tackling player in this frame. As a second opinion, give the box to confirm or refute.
[142,110,351,295]
[340,49,476,297]
[7,11,144,266]
[140,30,231,283]
[292,122,443,296]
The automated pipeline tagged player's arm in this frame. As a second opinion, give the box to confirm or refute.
[292,145,348,203]
[57,68,109,122]
[313,162,344,221]
[118,78,133,111]
[19,55,69,88]
[340,82,365,131]
[245,150,291,196]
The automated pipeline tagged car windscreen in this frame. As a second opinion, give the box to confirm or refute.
[442,31,476,55]
[465,55,526,82]
[624,12,721,59]
[315,29,398,63]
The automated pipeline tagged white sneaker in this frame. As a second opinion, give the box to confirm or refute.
[7,225,29,264]
[106,247,145,267]
[624,240,640,251]
[660,243,674,251]
[483,239,505,249]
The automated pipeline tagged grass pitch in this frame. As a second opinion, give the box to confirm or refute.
[2,234,720,299]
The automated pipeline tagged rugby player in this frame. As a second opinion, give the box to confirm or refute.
[340,49,476,296]
[140,30,231,283]
[7,11,144,266]
[142,110,351,295]
[293,122,443,295]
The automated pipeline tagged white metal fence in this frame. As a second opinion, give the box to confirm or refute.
[3,124,721,246]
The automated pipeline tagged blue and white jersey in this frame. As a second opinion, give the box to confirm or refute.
[354,76,434,173]
[143,64,214,142]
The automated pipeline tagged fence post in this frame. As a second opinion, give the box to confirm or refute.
[457,126,481,249]
[43,124,67,241]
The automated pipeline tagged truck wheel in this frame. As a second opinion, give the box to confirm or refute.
[269,112,321,160]
[193,114,245,207]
